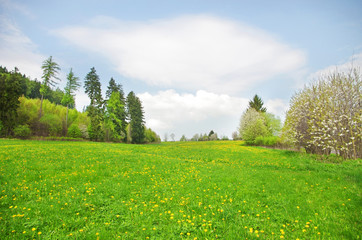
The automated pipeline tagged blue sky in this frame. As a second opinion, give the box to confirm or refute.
[1,0,361,140]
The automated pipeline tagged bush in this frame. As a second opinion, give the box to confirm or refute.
[39,113,62,136]
[282,68,361,159]
[67,124,83,138]
[254,136,280,147]
[14,125,31,139]
[144,127,161,143]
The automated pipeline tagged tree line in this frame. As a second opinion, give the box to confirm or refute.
[0,57,160,143]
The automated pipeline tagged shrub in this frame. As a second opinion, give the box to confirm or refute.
[282,68,361,159]
[39,113,62,136]
[254,136,280,147]
[144,128,161,143]
[14,124,31,139]
[67,124,83,138]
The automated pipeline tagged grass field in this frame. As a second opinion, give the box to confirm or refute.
[0,139,360,239]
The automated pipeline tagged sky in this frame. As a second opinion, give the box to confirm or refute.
[1,0,361,140]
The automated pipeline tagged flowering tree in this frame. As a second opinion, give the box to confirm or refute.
[238,108,280,144]
[282,68,361,159]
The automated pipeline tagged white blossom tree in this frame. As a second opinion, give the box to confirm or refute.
[282,68,361,159]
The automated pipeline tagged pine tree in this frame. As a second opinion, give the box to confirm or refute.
[39,56,60,118]
[248,94,267,112]
[61,68,80,133]
[84,67,104,141]
[126,91,145,144]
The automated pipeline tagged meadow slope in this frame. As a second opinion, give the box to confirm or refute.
[0,140,360,239]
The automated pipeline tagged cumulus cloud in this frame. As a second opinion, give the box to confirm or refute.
[138,89,249,139]
[0,16,44,79]
[54,15,306,94]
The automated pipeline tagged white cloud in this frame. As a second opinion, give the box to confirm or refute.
[138,89,249,139]
[265,99,289,120]
[0,16,44,79]
[54,15,306,94]
[74,90,90,112]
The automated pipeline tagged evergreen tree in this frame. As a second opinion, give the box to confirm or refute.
[126,91,145,144]
[84,67,104,141]
[105,78,126,136]
[0,71,23,136]
[105,91,126,142]
[39,56,60,118]
[106,77,124,100]
[248,94,267,112]
[61,68,80,132]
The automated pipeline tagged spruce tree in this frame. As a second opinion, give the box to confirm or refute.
[248,94,267,112]
[84,67,104,141]
[126,91,145,144]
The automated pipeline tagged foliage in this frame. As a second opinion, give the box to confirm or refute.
[62,68,81,131]
[84,67,103,107]
[248,94,266,112]
[126,91,145,143]
[282,68,361,159]
[144,127,161,143]
[39,113,62,136]
[106,77,124,101]
[264,112,282,136]
[0,70,23,136]
[84,67,104,141]
[239,108,269,144]
[62,69,80,106]
[0,140,360,239]
[40,56,61,96]
[39,56,61,118]
[254,136,280,147]
[104,91,126,142]
[13,124,31,139]
[67,124,83,138]
[17,97,89,138]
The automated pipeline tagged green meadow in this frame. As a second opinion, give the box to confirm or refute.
[0,139,360,239]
